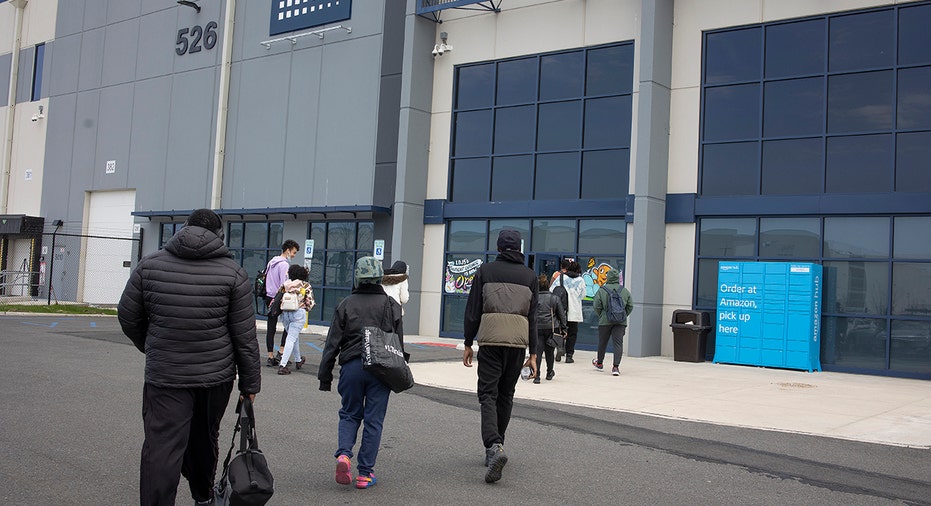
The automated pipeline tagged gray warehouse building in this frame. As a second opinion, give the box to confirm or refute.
[1,0,929,380]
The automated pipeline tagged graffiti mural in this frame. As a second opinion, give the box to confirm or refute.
[580,257,620,299]
[445,258,483,294]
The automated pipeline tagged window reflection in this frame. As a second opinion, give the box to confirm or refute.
[889,319,931,374]
[699,218,757,257]
[532,219,575,252]
[704,27,761,84]
[540,51,584,100]
[895,132,931,193]
[824,217,889,258]
[894,217,931,259]
[823,261,889,315]
[829,10,895,72]
[827,71,894,134]
[759,218,820,258]
[892,262,931,316]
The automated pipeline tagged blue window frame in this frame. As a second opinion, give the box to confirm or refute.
[700,3,931,197]
[697,3,931,380]
[695,216,931,379]
[449,42,634,204]
[304,220,374,324]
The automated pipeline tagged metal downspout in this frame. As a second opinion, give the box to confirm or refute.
[211,0,235,210]
[1,0,28,214]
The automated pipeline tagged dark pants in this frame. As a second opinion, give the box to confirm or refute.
[565,321,579,357]
[596,324,627,367]
[264,295,288,353]
[535,330,555,376]
[140,381,233,506]
[336,358,391,475]
[476,346,525,448]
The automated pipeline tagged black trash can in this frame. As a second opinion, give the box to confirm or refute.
[670,310,712,362]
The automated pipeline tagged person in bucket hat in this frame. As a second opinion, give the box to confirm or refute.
[318,256,406,489]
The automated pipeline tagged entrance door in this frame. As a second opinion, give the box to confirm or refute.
[532,254,562,281]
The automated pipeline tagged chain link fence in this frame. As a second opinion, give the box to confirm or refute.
[0,230,139,307]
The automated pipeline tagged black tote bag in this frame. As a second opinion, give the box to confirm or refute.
[361,296,414,393]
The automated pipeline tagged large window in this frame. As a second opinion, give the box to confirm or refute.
[450,43,634,203]
[700,3,931,196]
[307,221,374,324]
[227,222,284,316]
[441,218,626,349]
[696,216,931,378]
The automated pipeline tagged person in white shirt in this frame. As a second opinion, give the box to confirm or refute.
[381,260,409,315]
[550,260,585,363]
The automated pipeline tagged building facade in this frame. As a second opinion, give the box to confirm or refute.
[2,0,929,379]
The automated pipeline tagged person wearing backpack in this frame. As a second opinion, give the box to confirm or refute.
[592,268,633,376]
[264,240,299,367]
[276,264,316,375]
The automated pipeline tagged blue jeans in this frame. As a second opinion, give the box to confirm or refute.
[279,309,306,365]
[335,358,391,475]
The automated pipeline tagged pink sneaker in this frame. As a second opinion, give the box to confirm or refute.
[335,455,352,485]
[355,472,377,489]
[592,358,603,371]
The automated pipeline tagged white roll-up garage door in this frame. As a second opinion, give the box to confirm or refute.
[83,190,136,305]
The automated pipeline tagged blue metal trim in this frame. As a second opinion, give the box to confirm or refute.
[666,193,696,223]
[693,193,931,217]
[437,198,628,220]
[423,199,445,224]
[132,205,391,219]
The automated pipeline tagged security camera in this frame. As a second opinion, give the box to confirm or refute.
[437,45,445,55]
[31,114,38,122]
[432,44,440,57]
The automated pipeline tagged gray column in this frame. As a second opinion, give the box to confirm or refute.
[627,0,673,357]
[390,1,437,333]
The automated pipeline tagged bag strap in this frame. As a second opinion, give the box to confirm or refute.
[380,294,393,332]
[550,303,555,333]
[218,398,244,483]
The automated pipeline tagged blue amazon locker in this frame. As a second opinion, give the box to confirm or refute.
[714,262,822,372]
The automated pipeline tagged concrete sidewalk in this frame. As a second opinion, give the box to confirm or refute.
[277,323,931,448]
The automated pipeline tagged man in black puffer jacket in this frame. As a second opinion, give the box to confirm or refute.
[118,209,261,506]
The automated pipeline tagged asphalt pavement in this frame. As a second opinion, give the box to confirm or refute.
[1,314,929,505]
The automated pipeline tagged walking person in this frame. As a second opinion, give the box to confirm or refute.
[318,257,406,490]
[592,268,634,376]
[534,274,566,384]
[462,229,538,484]
[117,209,261,506]
[264,239,300,366]
[550,260,585,363]
[276,264,316,375]
[381,260,410,314]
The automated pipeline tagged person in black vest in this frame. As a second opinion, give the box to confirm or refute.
[118,209,261,506]
[462,229,538,484]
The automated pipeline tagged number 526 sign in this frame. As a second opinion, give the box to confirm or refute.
[176,21,218,56]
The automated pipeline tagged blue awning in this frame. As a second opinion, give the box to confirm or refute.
[132,205,391,220]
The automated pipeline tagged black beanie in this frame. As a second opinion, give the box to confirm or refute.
[386,260,408,275]
[185,208,222,234]
[497,229,522,252]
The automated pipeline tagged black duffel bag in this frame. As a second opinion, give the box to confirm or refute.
[214,397,274,506]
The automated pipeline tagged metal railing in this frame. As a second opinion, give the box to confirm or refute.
[0,270,39,299]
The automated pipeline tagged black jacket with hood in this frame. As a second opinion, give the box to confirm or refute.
[318,283,405,391]
[117,225,261,394]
